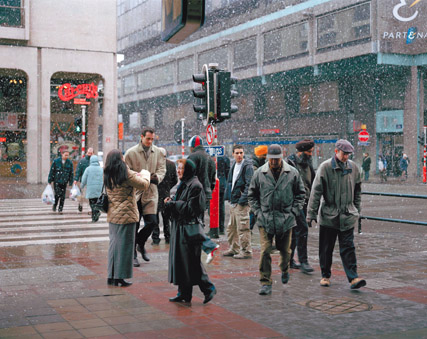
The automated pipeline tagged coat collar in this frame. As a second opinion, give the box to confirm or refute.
[137,138,153,153]
[331,156,353,175]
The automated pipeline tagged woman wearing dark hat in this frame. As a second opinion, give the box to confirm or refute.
[165,158,216,304]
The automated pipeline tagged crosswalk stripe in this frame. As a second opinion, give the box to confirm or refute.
[0,198,110,247]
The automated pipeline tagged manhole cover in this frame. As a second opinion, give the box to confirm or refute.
[305,298,373,314]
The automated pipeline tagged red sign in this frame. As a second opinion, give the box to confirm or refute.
[358,130,370,142]
[58,83,98,102]
[73,98,90,105]
[0,137,6,142]
[260,129,280,135]
[206,124,215,145]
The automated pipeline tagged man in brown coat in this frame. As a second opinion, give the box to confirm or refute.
[125,127,166,266]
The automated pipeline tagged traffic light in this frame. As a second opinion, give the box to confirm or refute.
[174,121,181,144]
[216,71,238,122]
[74,117,82,133]
[192,69,214,124]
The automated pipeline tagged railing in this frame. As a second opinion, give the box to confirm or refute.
[359,191,427,233]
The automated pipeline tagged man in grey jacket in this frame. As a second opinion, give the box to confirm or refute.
[307,139,366,290]
[248,144,305,295]
[125,127,166,266]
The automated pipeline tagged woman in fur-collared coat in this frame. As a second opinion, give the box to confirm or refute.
[104,149,150,287]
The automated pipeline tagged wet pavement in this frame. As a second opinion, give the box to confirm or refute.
[0,180,426,338]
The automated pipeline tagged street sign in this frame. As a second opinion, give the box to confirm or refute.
[204,145,225,157]
[358,130,370,142]
[206,124,215,145]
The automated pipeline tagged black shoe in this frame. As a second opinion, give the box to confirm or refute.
[107,278,114,285]
[151,240,160,245]
[133,258,140,267]
[203,288,217,304]
[137,244,150,262]
[300,262,314,273]
[92,211,100,222]
[58,209,63,214]
[169,295,191,303]
[165,239,170,244]
[290,260,301,269]
[281,272,290,284]
[78,204,83,212]
[52,205,57,212]
[114,279,132,287]
[259,285,272,295]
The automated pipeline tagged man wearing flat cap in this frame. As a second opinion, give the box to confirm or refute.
[307,139,366,290]
[248,144,305,295]
[286,139,316,273]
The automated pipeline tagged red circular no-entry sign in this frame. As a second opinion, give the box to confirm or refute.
[358,130,370,142]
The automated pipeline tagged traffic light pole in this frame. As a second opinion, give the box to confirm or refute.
[181,118,185,158]
[81,105,86,156]
[423,126,426,184]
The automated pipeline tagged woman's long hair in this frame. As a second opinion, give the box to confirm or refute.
[103,149,128,189]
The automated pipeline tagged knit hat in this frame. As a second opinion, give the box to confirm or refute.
[335,139,354,153]
[188,135,203,148]
[296,139,315,152]
[254,145,268,156]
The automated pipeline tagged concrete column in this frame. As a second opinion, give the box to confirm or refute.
[87,88,100,155]
[102,55,118,158]
[403,66,419,179]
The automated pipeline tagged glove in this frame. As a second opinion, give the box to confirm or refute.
[306,218,316,227]
[150,173,159,185]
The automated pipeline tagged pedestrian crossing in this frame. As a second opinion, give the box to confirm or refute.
[0,199,109,247]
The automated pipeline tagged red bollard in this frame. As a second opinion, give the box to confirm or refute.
[209,178,220,238]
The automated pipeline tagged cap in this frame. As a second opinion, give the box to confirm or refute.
[296,139,315,152]
[254,145,268,156]
[188,135,203,148]
[267,144,283,159]
[335,139,354,153]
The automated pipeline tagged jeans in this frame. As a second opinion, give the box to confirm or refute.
[53,183,67,211]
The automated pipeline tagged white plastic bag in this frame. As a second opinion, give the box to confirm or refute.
[69,184,81,201]
[42,184,55,205]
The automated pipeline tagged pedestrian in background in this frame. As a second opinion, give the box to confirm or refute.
[307,139,366,290]
[81,155,103,222]
[250,145,268,231]
[165,158,216,304]
[223,145,254,259]
[248,144,305,295]
[125,127,166,267]
[286,139,315,273]
[400,154,409,180]
[362,152,371,181]
[73,147,93,212]
[104,149,150,287]
[378,155,387,182]
[48,150,74,214]
[151,148,178,245]
[216,155,230,235]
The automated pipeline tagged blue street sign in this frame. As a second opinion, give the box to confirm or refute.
[204,145,225,157]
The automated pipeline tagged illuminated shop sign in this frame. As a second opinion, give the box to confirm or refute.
[58,83,98,102]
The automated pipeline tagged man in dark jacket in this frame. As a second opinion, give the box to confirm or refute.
[48,150,74,214]
[152,148,178,245]
[286,139,315,273]
[362,152,371,181]
[248,144,305,295]
[73,147,93,212]
[216,155,230,235]
[223,145,254,259]
[307,139,366,290]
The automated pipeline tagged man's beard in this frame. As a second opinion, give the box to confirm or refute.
[296,153,312,167]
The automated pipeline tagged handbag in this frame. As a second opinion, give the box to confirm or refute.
[94,185,108,213]
[182,223,205,244]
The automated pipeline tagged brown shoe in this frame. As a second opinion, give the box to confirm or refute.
[350,278,366,289]
[234,253,252,259]
[222,250,236,257]
[320,278,330,287]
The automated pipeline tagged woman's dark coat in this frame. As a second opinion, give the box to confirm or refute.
[165,173,208,286]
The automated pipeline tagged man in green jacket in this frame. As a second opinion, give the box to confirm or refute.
[48,150,74,214]
[307,139,366,290]
[248,144,305,296]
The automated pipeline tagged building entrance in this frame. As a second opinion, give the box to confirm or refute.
[377,133,404,177]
